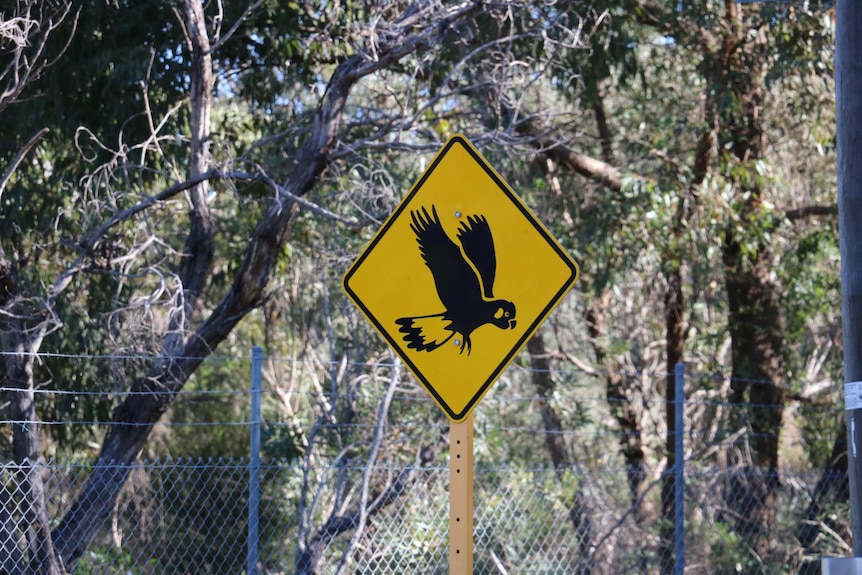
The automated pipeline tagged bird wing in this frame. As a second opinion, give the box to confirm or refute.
[410,206,483,311]
[456,214,496,299]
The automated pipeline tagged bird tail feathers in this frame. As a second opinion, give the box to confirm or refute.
[395,315,455,351]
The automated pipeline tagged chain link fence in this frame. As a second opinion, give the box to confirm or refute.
[0,457,849,574]
[0,350,850,574]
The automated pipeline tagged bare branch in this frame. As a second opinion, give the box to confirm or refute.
[333,355,400,575]
[81,169,224,251]
[502,102,630,191]
[555,349,600,376]
[81,168,378,256]
[210,0,264,53]
[0,2,77,114]
[525,128,625,191]
[785,204,837,221]
[0,127,49,200]
[255,169,381,230]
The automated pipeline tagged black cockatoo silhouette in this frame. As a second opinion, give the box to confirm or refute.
[396,205,517,355]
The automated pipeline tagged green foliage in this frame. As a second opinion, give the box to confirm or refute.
[0,0,846,568]
[561,0,643,101]
[166,361,251,459]
[75,547,153,575]
[781,226,840,356]
[689,518,763,574]
[1,1,186,161]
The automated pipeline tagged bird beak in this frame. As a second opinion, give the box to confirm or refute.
[508,319,516,329]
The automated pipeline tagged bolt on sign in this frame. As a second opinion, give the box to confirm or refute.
[343,134,579,422]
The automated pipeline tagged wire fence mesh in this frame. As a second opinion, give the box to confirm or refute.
[0,351,850,573]
[0,459,847,574]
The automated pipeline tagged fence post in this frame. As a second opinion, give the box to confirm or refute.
[674,362,685,575]
[248,346,263,575]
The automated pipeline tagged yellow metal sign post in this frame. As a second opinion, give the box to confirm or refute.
[343,134,579,573]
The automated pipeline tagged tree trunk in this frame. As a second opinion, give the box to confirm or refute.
[7,359,62,575]
[51,367,189,564]
[658,81,712,575]
[522,96,652,521]
[584,295,649,514]
[723,239,785,557]
[527,333,594,572]
[721,104,784,566]
[174,0,214,329]
[1,245,62,574]
[54,3,216,562]
[710,1,784,559]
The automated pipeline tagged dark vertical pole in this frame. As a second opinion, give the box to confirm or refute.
[674,362,685,575]
[837,0,862,556]
[248,346,263,574]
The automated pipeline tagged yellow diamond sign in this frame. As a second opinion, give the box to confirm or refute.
[343,134,579,421]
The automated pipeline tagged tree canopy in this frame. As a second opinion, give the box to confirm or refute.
[0,0,840,572]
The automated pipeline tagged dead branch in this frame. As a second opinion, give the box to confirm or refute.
[0,127,49,200]
[0,2,77,114]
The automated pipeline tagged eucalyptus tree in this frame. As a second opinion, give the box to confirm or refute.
[634,3,835,565]
[0,1,604,570]
[490,0,836,568]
